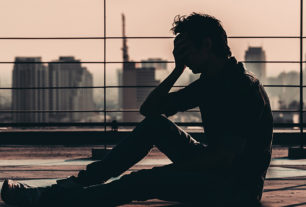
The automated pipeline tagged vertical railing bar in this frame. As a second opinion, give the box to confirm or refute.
[104,0,107,131]
[300,0,304,147]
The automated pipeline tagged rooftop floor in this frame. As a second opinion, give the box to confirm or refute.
[0,145,305,206]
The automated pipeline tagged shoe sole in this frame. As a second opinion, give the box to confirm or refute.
[1,179,9,204]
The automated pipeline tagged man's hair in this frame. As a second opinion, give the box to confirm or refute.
[171,13,232,59]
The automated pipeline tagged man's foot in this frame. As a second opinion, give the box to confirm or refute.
[1,179,43,206]
[56,176,84,188]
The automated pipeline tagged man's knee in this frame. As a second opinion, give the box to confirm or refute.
[141,114,173,130]
[132,114,179,144]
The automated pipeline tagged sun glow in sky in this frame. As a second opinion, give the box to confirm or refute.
[0,0,303,88]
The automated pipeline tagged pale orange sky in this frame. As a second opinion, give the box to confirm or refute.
[0,0,303,88]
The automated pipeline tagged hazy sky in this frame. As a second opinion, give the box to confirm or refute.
[0,0,303,88]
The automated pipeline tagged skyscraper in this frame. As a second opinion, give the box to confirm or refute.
[121,14,137,122]
[121,14,160,122]
[135,67,160,107]
[141,58,168,81]
[141,58,167,70]
[12,56,95,123]
[12,57,50,123]
[49,56,95,122]
[244,46,266,82]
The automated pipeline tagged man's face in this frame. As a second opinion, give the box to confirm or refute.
[183,38,212,74]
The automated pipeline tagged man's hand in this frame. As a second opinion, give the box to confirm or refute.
[173,34,192,72]
[140,34,191,117]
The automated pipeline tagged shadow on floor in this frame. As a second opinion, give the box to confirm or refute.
[282,202,306,207]
[264,184,306,193]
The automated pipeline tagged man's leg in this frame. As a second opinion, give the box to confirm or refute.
[40,165,238,207]
[76,115,206,186]
[1,115,206,206]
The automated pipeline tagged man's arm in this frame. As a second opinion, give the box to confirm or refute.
[140,35,191,116]
[140,68,183,116]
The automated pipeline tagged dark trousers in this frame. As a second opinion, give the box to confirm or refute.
[42,115,244,206]
[80,114,207,185]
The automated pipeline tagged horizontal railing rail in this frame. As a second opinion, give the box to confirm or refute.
[0,84,304,90]
[0,110,301,113]
[0,36,305,39]
[0,122,300,128]
[0,61,304,64]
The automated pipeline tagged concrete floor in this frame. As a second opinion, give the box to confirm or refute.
[0,146,305,206]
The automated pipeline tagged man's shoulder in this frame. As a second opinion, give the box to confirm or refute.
[240,71,271,108]
[223,67,269,108]
[223,69,258,93]
[222,58,259,88]
[244,70,261,86]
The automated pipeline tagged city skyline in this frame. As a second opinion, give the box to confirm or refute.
[0,40,301,89]
[0,43,304,102]
[0,0,303,89]
[1,44,303,124]
[0,1,305,124]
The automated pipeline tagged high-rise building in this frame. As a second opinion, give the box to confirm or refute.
[141,58,167,70]
[12,57,50,123]
[244,46,266,82]
[135,67,160,109]
[12,56,95,123]
[49,56,95,122]
[121,14,160,122]
[141,58,168,81]
[121,14,137,122]
[121,67,160,122]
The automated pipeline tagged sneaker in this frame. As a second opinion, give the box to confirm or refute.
[1,179,43,206]
[56,176,83,189]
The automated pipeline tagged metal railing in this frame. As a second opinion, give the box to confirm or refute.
[0,0,304,140]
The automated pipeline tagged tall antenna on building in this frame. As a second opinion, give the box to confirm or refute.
[122,13,129,63]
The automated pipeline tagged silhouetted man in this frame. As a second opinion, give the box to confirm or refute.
[1,13,273,207]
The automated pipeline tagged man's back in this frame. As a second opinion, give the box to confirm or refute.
[229,70,273,201]
[200,58,273,201]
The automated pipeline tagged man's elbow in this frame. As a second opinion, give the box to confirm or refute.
[139,105,148,116]
[139,104,152,116]
[139,104,162,117]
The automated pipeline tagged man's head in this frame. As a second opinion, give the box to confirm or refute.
[171,13,231,74]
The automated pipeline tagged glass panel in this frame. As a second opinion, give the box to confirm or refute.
[108,38,299,63]
[273,112,299,125]
[107,111,141,123]
[106,63,199,89]
[0,40,104,62]
[3,111,103,123]
[107,38,299,85]
[0,63,104,109]
[108,0,298,36]
[265,87,299,111]
[106,39,173,62]
[106,86,155,112]
[266,87,306,112]
[260,63,300,85]
[106,111,202,132]
[302,39,306,85]
[0,0,104,37]
[168,111,202,123]
[228,38,299,67]
[254,63,299,85]
[0,88,103,123]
